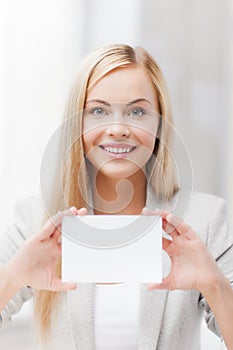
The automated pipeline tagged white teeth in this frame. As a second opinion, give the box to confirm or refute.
[102,146,134,154]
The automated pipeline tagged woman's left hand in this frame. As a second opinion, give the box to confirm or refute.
[142,208,225,294]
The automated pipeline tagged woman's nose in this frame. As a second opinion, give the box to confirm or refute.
[105,122,130,138]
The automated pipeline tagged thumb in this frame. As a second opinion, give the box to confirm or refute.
[147,277,171,291]
[52,279,77,292]
[147,282,164,290]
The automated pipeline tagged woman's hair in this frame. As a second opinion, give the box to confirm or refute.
[34,43,178,341]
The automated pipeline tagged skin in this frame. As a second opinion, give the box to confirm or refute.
[0,63,232,348]
[0,207,89,313]
[82,64,160,215]
[143,208,233,349]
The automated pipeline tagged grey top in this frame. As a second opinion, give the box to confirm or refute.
[0,189,233,350]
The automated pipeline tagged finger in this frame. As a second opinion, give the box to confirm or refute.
[53,207,88,239]
[38,207,78,241]
[162,219,179,237]
[142,208,175,231]
[166,213,195,239]
[69,206,79,215]
[141,207,170,217]
[147,282,163,290]
[51,242,62,257]
[147,276,172,291]
[162,236,172,255]
[52,279,77,292]
[141,207,156,215]
[52,227,62,241]
[77,207,88,216]
[142,207,179,238]
[147,279,169,290]
[147,282,168,290]
[47,244,61,258]
[51,207,79,226]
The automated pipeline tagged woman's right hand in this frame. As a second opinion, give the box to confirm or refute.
[6,207,88,292]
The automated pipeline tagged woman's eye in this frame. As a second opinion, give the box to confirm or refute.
[128,108,146,117]
[89,107,107,116]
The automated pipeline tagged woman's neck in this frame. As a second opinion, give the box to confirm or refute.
[92,170,147,215]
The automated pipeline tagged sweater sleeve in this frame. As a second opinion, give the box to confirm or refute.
[0,196,36,328]
[198,197,233,339]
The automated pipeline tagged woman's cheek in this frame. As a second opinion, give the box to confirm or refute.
[131,123,158,151]
[82,128,102,153]
[137,132,156,153]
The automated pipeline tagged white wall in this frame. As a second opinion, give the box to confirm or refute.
[80,0,142,51]
[139,0,232,205]
[0,0,84,229]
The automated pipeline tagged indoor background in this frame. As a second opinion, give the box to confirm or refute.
[0,0,232,349]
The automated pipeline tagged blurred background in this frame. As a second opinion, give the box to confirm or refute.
[0,0,232,349]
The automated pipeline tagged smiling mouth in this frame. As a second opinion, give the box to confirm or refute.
[99,145,136,154]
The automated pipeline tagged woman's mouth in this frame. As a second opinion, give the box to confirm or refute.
[98,144,137,159]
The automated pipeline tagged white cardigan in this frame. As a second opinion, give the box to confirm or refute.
[0,189,233,350]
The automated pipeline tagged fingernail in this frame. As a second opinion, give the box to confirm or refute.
[154,207,161,211]
[70,206,78,214]
[154,208,163,215]
[76,208,87,216]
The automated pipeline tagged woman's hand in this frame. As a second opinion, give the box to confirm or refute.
[7,207,88,292]
[142,207,225,294]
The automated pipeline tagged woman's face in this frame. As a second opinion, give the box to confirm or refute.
[82,64,160,180]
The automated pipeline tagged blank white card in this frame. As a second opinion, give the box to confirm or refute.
[62,215,162,283]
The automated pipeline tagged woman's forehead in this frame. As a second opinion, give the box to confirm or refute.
[86,65,158,109]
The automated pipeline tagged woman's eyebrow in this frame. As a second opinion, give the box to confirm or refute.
[126,98,152,106]
[85,98,153,107]
[85,99,111,106]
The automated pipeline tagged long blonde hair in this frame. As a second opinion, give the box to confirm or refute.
[34,43,178,340]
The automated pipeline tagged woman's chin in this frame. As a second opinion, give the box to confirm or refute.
[98,163,141,180]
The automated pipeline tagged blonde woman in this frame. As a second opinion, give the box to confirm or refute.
[0,44,233,350]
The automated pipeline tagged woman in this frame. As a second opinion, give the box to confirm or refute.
[0,44,233,350]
